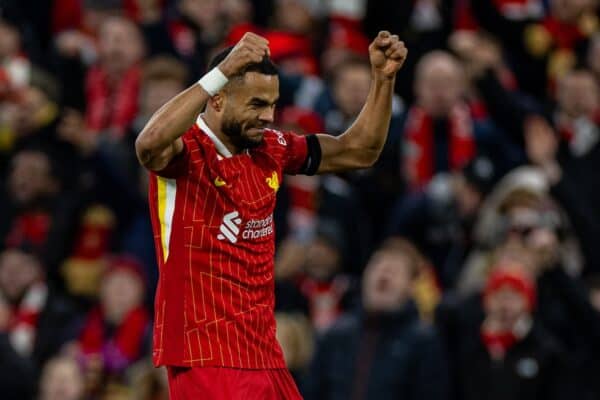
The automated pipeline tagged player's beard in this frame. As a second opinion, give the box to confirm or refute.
[222,115,264,150]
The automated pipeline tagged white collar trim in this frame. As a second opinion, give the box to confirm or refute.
[196,114,232,158]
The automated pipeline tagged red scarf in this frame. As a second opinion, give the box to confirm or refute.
[403,104,475,190]
[541,16,588,50]
[481,329,518,359]
[299,275,350,332]
[85,65,140,138]
[556,112,600,142]
[8,282,48,356]
[5,211,51,249]
[79,306,149,363]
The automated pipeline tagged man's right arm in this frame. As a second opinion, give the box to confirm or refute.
[135,32,270,172]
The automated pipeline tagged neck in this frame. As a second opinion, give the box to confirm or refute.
[202,111,240,155]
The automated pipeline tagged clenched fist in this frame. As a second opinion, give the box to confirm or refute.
[218,32,270,78]
[369,31,408,79]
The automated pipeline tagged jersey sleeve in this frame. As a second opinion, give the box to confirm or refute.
[278,131,309,175]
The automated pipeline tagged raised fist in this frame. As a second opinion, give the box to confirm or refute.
[369,31,408,79]
[218,32,270,78]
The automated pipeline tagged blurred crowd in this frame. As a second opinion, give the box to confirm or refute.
[1,0,600,399]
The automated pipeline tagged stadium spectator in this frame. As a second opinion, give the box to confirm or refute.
[470,0,599,97]
[85,16,144,138]
[468,60,600,274]
[441,264,574,400]
[296,220,356,332]
[388,156,498,288]
[0,298,35,400]
[38,355,85,400]
[76,255,150,391]
[303,237,449,400]
[0,247,77,367]
[0,148,81,283]
[402,50,515,191]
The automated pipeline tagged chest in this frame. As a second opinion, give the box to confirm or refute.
[183,152,283,244]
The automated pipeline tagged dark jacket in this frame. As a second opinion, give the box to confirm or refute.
[387,184,472,289]
[0,333,36,400]
[455,323,573,400]
[303,302,449,400]
[437,294,576,400]
[33,287,79,366]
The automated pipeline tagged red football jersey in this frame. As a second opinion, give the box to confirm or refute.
[147,115,308,369]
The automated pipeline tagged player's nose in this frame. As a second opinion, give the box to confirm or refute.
[258,106,275,124]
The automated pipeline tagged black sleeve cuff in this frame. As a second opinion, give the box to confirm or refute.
[300,134,322,176]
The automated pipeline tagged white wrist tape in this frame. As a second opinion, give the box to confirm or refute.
[198,67,228,96]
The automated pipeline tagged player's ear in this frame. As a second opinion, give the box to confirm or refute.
[209,92,225,112]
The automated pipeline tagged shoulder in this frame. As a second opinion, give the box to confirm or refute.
[259,128,306,159]
[261,129,297,148]
[182,123,202,148]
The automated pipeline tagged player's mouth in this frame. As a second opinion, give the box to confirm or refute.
[247,127,265,137]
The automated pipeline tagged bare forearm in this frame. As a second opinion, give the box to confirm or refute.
[315,31,406,174]
[340,75,396,163]
[136,84,208,165]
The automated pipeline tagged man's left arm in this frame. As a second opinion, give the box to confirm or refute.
[316,31,407,174]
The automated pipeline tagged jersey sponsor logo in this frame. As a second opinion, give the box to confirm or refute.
[242,214,274,240]
[214,176,227,187]
[217,211,274,243]
[266,171,279,192]
[274,131,287,146]
[217,211,242,243]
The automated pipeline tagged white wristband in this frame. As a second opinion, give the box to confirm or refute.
[198,67,229,96]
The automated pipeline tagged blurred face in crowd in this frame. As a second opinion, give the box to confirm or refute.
[179,0,222,30]
[98,17,144,75]
[304,238,341,281]
[0,249,42,303]
[551,0,593,22]
[215,71,279,149]
[557,70,599,120]
[415,51,464,118]
[0,20,20,60]
[274,0,314,34]
[484,283,530,331]
[222,0,253,25]
[333,61,371,118]
[12,86,54,135]
[39,357,85,400]
[100,269,144,324]
[362,250,415,313]
[504,205,560,267]
[8,150,58,207]
[453,174,483,220]
[142,78,185,116]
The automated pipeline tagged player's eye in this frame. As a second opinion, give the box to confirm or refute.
[249,99,268,107]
